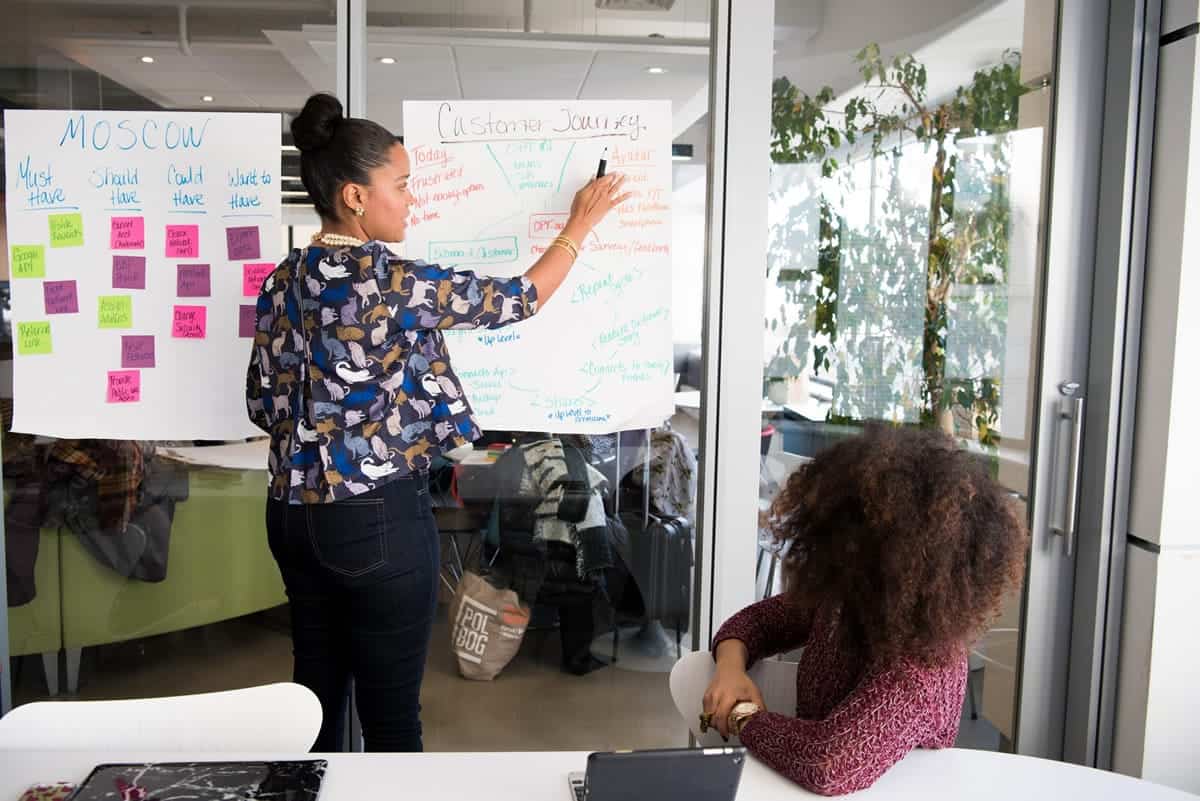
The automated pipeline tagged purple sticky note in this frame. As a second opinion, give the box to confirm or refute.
[176,263,211,297]
[112,255,147,290]
[226,226,261,261]
[239,304,258,338]
[43,280,79,315]
[121,335,156,368]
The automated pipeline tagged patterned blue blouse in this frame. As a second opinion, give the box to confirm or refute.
[246,242,538,504]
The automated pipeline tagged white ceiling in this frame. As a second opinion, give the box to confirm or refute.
[46,23,710,139]
[13,0,1026,152]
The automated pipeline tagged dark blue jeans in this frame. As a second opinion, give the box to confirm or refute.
[266,474,439,753]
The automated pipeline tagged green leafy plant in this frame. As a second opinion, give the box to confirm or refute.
[766,44,1024,445]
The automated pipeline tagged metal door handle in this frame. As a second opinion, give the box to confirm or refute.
[1052,382,1084,557]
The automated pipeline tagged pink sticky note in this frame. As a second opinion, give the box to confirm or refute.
[106,370,141,403]
[110,217,145,250]
[226,226,261,261]
[243,262,275,296]
[172,305,207,339]
[43,280,79,315]
[165,225,200,258]
[176,263,211,297]
[121,335,156,368]
[112,255,147,290]
[239,304,258,338]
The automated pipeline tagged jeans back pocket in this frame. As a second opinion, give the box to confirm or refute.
[306,498,388,577]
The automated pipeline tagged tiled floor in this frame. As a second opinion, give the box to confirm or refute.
[10,605,1001,753]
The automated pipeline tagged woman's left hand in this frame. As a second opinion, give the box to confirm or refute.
[702,664,766,739]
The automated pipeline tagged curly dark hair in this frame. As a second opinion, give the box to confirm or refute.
[769,423,1028,665]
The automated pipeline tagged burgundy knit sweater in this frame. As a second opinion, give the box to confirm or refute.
[712,593,967,796]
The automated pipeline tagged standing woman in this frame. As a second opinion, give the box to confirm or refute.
[246,93,628,752]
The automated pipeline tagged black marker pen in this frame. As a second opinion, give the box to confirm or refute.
[597,147,608,178]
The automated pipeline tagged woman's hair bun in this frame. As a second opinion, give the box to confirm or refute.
[291,93,344,152]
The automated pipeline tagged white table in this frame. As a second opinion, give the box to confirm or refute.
[673,390,829,421]
[0,749,1194,800]
[158,439,269,471]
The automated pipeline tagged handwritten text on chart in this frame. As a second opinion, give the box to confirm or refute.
[43,280,79,315]
[569,267,645,305]
[456,366,517,387]
[10,245,45,278]
[410,145,453,171]
[106,371,141,403]
[593,307,669,352]
[49,213,84,247]
[411,181,486,215]
[17,322,52,355]
[436,103,645,143]
[580,358,670,384]
[112,255,147,289]
[238,305,257,338]
[91,166,141,207]
[172,305,207,339]
[122,335,156,369]
[227,167,273,210]
[474,330,521,348]
[226,226,261,260]
[528,213,569,239]
[98,296,133,329]
[243,263,275,296]
[110,216,145,249]
[166,164,205,209]
[456,365,515,414]
[166,225,199,258]
[429,236,518,266]
[58,114,212,152]
[176,264,211,297]
[17,156,67,209]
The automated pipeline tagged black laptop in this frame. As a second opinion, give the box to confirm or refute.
[568,747,747,801]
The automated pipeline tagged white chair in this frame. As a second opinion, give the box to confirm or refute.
[669,650,798,747]
[0,682,322,752]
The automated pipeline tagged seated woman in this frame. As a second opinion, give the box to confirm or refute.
[704,424,1027,795]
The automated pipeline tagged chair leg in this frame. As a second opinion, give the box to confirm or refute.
[40,651,59,697]
[765,555,778,599]
[66,647,82,695]
[968,670,979,721]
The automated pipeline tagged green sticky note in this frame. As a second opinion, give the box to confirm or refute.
[10,245,45,279]
[17,321,53,355]
[98,295,133,329]
[49,212,84,248]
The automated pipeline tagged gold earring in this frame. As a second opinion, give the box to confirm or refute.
[355,207,365,217]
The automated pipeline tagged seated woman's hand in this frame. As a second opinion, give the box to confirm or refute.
[703,650,766,739]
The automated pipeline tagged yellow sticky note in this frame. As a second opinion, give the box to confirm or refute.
[49,213,84,248]
[98,295,133,329]
[17,321,52,355]
[10,245,45,279]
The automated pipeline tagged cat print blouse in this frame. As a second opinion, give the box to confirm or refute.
[246,241,538,504]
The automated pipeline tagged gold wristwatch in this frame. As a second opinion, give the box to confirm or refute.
[728,701,762,736]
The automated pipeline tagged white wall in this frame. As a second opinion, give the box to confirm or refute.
[672,161,707,346]
[1114,24,1200,797]
[1163,0,1200,34]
